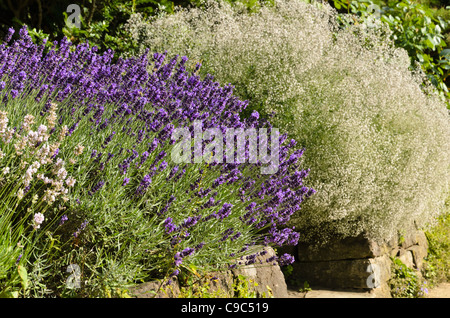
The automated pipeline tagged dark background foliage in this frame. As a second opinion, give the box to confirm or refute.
[0,0,269,59]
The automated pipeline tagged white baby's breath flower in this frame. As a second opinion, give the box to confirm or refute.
[2,166,9,174]
[43,176,53,184]
[17,188,24,200]
[37,125,49,142]
[52,180,64,192]
[37,144,51,164]
[31,161,40,170]
[20,160,28,169]
[27,130,39,145]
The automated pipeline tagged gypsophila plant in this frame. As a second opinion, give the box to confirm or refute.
[126,0,450,245]
[0,25,314,296]
[331,0,450,107]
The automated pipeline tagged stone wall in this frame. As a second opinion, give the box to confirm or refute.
[128,230,429,298]
[288,229,429,297]
[129,246,289,298]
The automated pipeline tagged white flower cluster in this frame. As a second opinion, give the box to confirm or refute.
[126,0,450,243]
[33,212,44,230]
[0,106,78,209]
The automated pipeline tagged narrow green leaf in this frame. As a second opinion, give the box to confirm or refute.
[17,265,28,290]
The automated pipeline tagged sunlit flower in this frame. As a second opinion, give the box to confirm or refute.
[74,144,85,156]
[33,212,45,229]
[65,176,76,188]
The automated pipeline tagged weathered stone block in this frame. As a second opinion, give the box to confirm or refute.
[130,246,289,298]
[297,234,391,262]
[397,250,414,269]
[129,279,181,298]
[292,255,391,290]
[401,230,428,250]
[206,271,235,297]
[407,245,428,270]
[232,246,288,298]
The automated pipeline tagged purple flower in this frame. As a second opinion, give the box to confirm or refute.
[173,252,183,267]
[138,151,149,167]
[217,203,233,220]
[278,253,295,266]
[122,177,130,186]
[164,217,177,234]
[73,220,89,238]
[60,214,68,225]
[4,27,14,43]
[181,247,195,258]
[88,180,105,196]
[179,215,201,230]
[136,174,151,195]
[102,131,116,148]
[51,148,59,159]
[10,89,18,99]
[67,122,78,136]
[195,242,205,251]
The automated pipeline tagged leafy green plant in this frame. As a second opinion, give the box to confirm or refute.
[389,257,428,298]
[423,195,450,286]
[178,265,230,298]
[298,281,312,293]
[233,274,259,298]
[0,0,274,59]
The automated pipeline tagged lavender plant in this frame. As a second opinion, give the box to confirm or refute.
[0,25,314,296]
[126,0,450,244]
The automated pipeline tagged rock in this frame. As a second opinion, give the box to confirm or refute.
[416,231,428,250]
[407,245,428,270]
[297,234,390,262]
[232,246,289,298]
[401,230,428,250]
[370,282,392,298]
[389,246,400,258]
[289,229,428,297]
[292,255,391,290]
[200,271,235,297]
[129,246,289,298]
[129,278,181,298]
[397,250,414,269]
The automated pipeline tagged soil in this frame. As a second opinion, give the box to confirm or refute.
[286,282,450,298]
[426,283,450,298]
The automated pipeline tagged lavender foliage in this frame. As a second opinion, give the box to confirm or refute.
[0,26,315,283]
